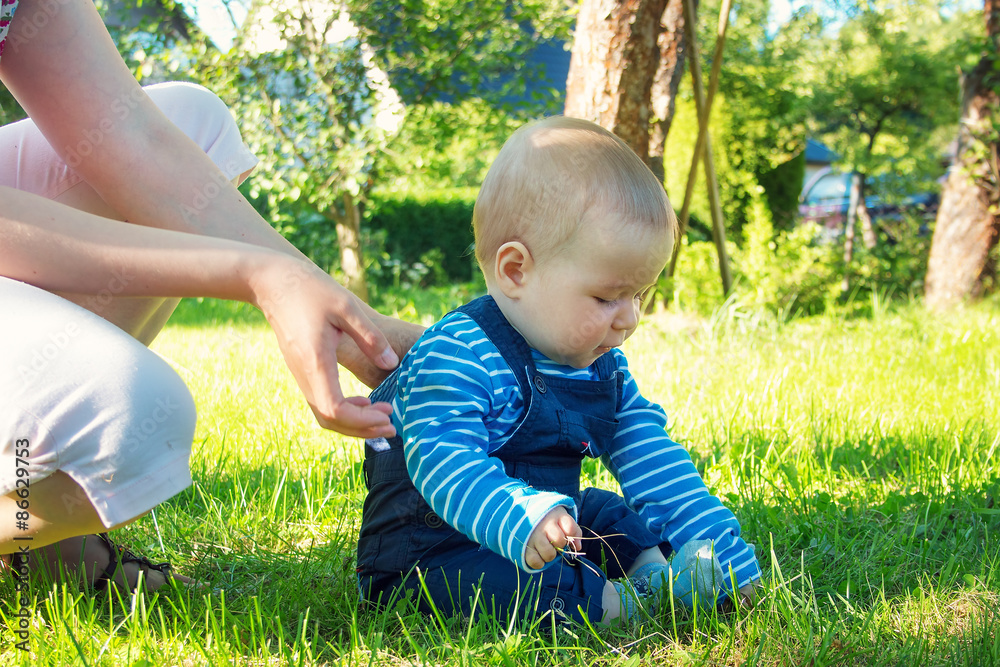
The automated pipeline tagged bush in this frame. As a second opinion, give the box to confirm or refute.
[668,239,732,315]
[374,100,520,192]
[668,190,842,319]
[757,151,806,233]
[242,177,481,301]
[363,188,480,285]
[841,209,935,313]
[669,199,942,320]
[736,190,842,317]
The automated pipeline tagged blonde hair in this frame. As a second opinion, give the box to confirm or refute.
[473,116,676,274]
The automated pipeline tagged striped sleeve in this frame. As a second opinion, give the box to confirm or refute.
[601,350,762,593]
[394,315,575,573]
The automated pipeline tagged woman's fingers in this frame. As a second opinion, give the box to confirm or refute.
[329,294,399,372]
[308,392,396,438]
[251,259,400,436]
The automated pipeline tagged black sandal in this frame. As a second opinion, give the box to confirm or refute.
[5,551,27,579]
[92,532,173,593]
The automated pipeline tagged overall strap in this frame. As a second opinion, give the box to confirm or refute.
[368,367,401,406]
[592,347,619,382]
[456,295,537,405]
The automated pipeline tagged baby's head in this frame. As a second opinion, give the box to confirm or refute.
[474,117,678,368]
[473,116,677,279]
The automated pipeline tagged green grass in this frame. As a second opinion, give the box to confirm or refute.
[3,296,1000,665]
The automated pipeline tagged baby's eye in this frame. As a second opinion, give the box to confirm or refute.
[594,296,617,306]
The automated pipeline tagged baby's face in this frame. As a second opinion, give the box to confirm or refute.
[513,215,672,368]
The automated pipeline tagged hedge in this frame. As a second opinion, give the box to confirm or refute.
[365,187,479,283]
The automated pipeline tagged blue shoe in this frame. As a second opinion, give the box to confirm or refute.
[629,539,724,610]
[609,580,642,622]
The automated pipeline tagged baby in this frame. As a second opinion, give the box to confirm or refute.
[356,116,761,625]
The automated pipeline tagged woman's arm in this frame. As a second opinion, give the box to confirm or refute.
[0,0,421,434]
[0,0,284,250]
[0,187,397,438]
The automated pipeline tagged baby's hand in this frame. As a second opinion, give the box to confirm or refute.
[737,580,763,608]
[721,580,764,612]
[525,506,582,570]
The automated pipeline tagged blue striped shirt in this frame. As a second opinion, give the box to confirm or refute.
[393,311,760,589]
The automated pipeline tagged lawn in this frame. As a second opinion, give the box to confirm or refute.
[3,296,999,666]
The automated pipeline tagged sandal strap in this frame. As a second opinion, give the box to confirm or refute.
[7,552,27,579]
[92,532,172,593]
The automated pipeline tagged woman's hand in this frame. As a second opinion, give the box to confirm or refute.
[335,310,425,390]
[249,256,401,438]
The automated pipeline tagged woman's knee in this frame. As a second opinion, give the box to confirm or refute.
[143,81,257,183]
[44,312,198,470]
[71,344,196,528]
[113,348,197,459]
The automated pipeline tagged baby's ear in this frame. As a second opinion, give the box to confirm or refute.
[494,242,534,297]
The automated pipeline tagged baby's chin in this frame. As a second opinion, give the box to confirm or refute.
[559,351,605,369]
[536,341,606,368]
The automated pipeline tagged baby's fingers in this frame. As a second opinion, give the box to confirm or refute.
[525,544,551,570]
[557,515,583,544]
[529,535,558,566]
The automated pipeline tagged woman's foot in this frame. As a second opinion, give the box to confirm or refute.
[5,533,192,593]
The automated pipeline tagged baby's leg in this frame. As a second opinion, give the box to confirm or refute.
[627,544,669,576]
[577,487,726,617]
[575,487,665,578]
[601,580,644,624]
[368,541,610,626]
[599,549,666,624]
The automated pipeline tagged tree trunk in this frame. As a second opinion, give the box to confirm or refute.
[858,200,877,250]
[334,191,370,303]
[648,0,693,182]
[842,172,862,293]
[565,0,670,167]
[925,48,1000,309]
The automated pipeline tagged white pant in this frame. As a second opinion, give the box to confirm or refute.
[0,82,258,527]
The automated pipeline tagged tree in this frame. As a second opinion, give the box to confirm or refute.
[566,0,737,299]
[806,0,962,292]
[648,0,692,182]
[708,1,816,235]
[110,0,572,302]
[349,0,572,108]
[925,1,998,308]
[564,0,689,173]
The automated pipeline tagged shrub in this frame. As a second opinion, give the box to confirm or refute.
[363,187,479,285]
[668,239,732,315]
[668,190,842,319]
[737,189,842,317]
[838,209,935,314]
[757,151,806,233]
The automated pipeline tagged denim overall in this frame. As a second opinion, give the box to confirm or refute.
[356,296,666,625]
